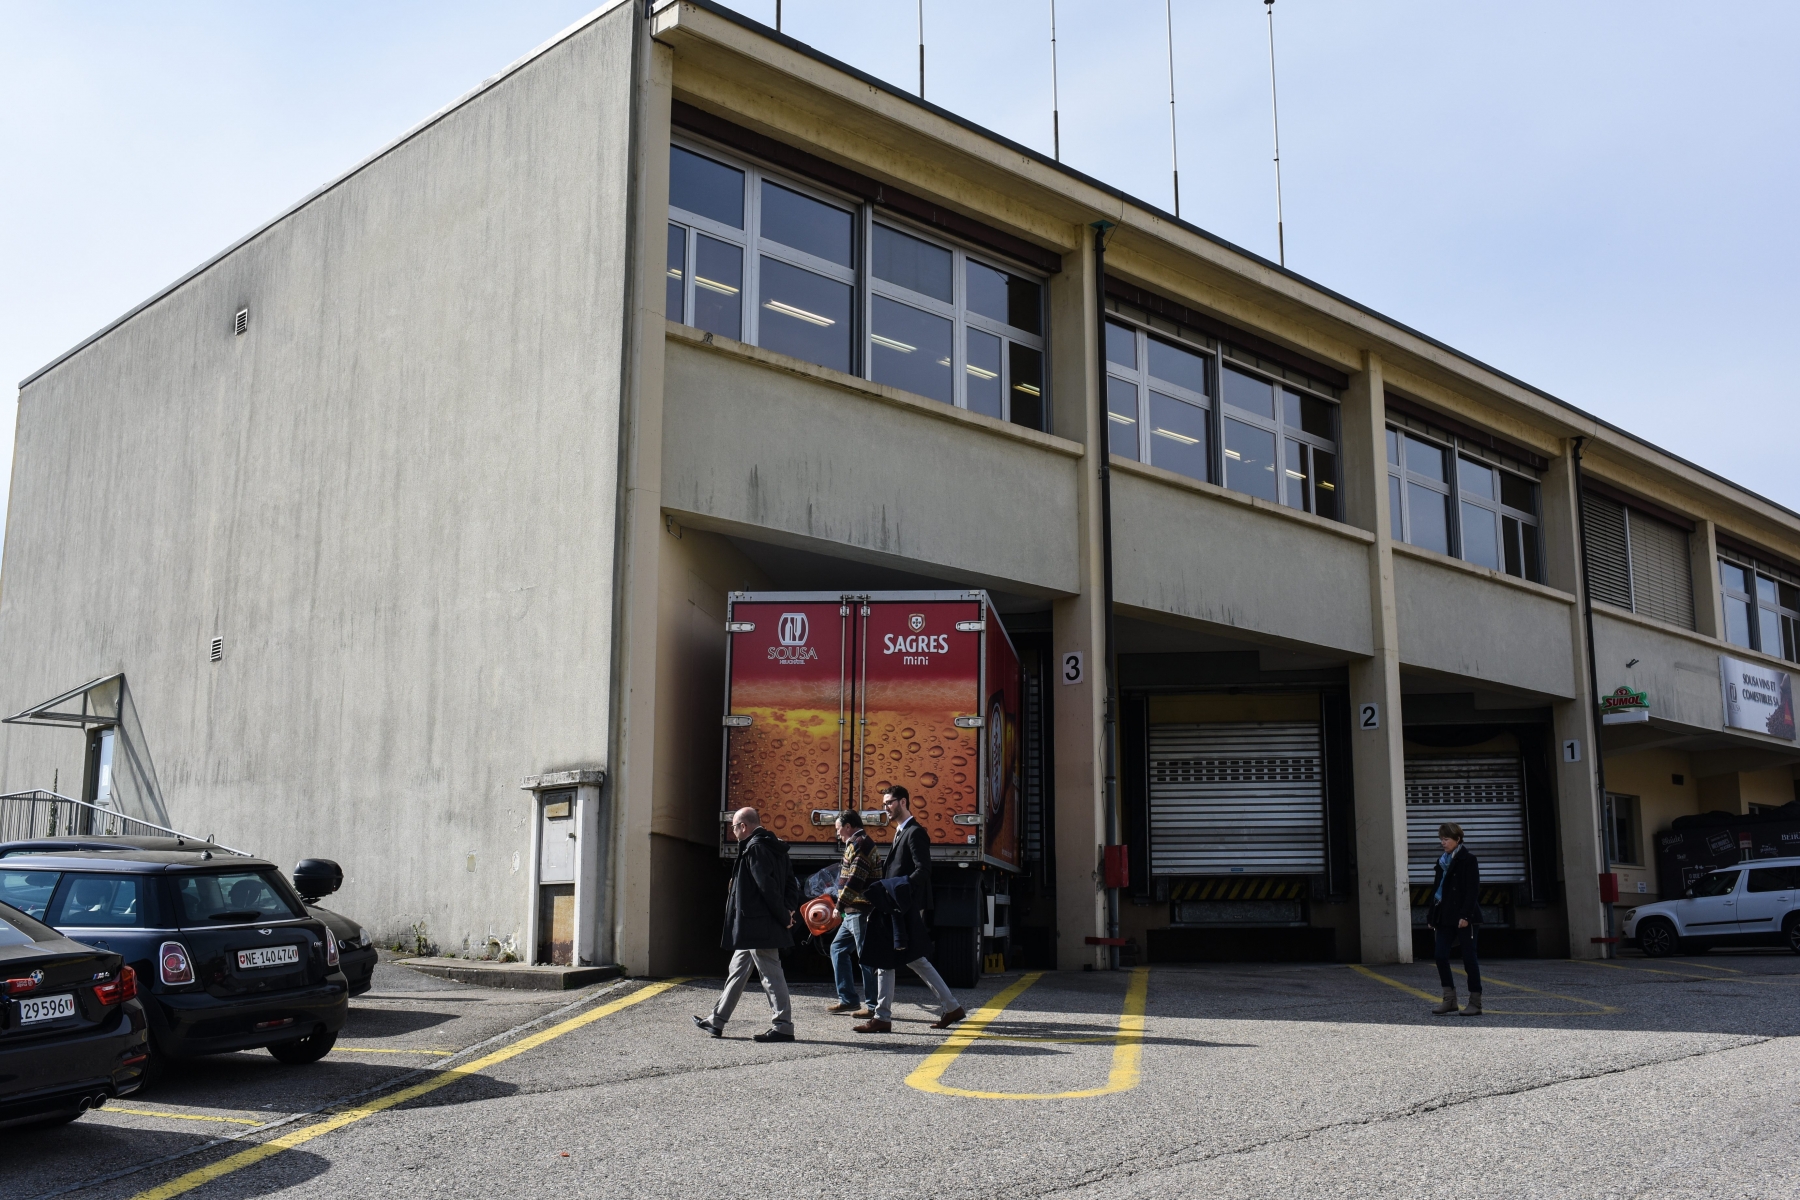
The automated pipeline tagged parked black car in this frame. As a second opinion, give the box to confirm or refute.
[0,851,348,1074]
[0,838,376,997]
[0,898,149,1129]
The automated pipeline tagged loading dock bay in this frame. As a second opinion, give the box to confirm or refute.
[12,953,1800,1199]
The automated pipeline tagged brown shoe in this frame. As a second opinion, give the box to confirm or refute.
[851,1007,873,1020]
[853,1018,892,1034]
[825,1002,857,1015]
[930,1007,967,1030]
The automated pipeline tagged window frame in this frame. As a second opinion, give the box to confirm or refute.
[1719,555,1800,662]
[666,135,1051,427]
[1104,316,1340,517]
[1388,424,1543,581]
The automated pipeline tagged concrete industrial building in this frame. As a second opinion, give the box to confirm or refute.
[5,0,1799,975]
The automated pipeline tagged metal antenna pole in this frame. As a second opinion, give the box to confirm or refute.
[918,0,926,99]
[1050,0,1061,160]
[775,0,781,32]
[1264,0,1285,266]
[1165,0,1180,217]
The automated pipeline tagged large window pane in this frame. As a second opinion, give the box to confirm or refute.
[872,224,952,302]
[1105,321,1137,368]
[1786,616,1798,663]
[1720,560,1748,593]
[1107,377,1140,460]
[967,261,1041,334]
[965,327,1003,419]
[1282,389,1334,439]
[1407,482,1450,554]
[1757,575,1779,606]
[1405,435,1446,483]
[1149,392,1208,482]
[1462,502,1500,570]
[760,181,853,266]
[1148,337,1209,396]
[1312,449,1338,520]
[1725,595,1753,647]
[1521,522,1543,583]
[1759,606,1783,657]
[1009,344,1044,431]
[870,294,951,401]
[1501,472,1536,514]
[1222,366,1274,418]
[50,875,143,928]
[666,224,686,321]
[1458,458,1495,501]
[1503,515,1523,578]
[1224,418,1278,501]
[1386,428,1400,466]
[670,146,744,227]
[1389,475,1404,539]
[760,257,851,372]
[1283,439,1308,512]
[693,235,742,340]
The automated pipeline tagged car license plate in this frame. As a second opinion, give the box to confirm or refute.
[237,945,300,970]
[17,993,78,1024]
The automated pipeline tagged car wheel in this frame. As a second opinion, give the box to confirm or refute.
[1637,918,1678,958]
[1786,915,1800,956]
[268,1030,337,1065]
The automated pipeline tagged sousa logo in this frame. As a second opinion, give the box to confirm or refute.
[769,612,818,665]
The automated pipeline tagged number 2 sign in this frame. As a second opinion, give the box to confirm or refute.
[1359,703,1380,730]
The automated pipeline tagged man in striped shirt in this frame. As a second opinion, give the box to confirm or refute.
[826,810,882,1016]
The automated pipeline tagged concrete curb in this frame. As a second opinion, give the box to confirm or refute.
[395,957,627,990]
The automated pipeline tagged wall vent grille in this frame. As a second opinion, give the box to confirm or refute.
[209,637,224,663]
[232,308,249,336]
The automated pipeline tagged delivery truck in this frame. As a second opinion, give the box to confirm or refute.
[719,590,1021,986]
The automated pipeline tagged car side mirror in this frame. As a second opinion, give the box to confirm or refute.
[293,858,343,902]
[1683,889,1694,899]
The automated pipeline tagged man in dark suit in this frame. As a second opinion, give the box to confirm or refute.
[1427,821,1482,1017]
[695,808,797,1042]
[854,786,965,1033]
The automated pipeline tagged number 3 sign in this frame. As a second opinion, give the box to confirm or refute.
[1061,651,1084,685]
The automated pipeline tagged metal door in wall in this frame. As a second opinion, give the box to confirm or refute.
[1405,754,1527,883]
[1148,722,1325,875]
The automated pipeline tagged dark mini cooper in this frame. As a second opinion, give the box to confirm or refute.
[0,898,149,1128]
[0,851,348,1074]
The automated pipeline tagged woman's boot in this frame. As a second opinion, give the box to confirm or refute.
[1460,991,1483,1016]
[1431,988,1459,1015]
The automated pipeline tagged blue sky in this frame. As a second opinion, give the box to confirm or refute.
[4,1,1797,556]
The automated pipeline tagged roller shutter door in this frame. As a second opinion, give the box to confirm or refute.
[1148,722,1324,875]
[1405,754,1527,883]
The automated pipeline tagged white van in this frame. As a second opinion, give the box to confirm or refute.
[1624,858,1800,956]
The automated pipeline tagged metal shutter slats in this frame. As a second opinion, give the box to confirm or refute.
[1149,723,1324,875]
[1627,512,1695,630]
[1582,492,1632,610]
[1406,754,1527,884]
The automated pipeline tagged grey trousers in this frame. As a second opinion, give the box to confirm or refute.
[875,956,959,1021]
[710,948,793,1033]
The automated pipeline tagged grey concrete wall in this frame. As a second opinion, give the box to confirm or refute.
[1109,468,1375,657]
[1393,551,1578,699]
[0,2,641,956]
[660,333,1082,594]
[1591,610,1732,734]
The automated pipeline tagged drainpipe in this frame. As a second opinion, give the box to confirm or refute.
[1570,437,1615,957]
[1092,221,1121,968]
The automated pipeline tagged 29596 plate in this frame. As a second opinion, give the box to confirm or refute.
[237,944,299,970]
[17,993,78,1024]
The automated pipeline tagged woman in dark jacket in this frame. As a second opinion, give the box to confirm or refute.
[1427,821,1482,1016]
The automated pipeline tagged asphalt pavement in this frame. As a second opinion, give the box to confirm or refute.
[10,949,1800,1199]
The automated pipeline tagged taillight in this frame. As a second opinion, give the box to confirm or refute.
[324,927,340,968]
[159,941,195,986]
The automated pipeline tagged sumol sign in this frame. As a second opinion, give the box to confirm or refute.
[1720,654,1796,741]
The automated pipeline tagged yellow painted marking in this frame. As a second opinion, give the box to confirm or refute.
[1349,963,1620,1015]
[102,1107,266,1127]
[331,1046,455,1056]
[906,967,1149,1100]
[128,979,687,1200]
[1578,959,1795,986]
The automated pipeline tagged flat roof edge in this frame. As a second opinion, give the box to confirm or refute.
[17,0,634,393]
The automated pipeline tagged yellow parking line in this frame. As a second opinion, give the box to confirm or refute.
[1348,963,1439,1002]
[331,1046,455,1056]
[1454,966,1622,1014]
[906,967,1149,1100]
[1577,959,1795,986]
[128,978,687,1200]
[1349,963,1620,1015]
[102,1107,266,1127]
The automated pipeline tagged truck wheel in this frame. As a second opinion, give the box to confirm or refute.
[1637,918,1677,958]
[933,926,981,991]
[268,1030,337,1065]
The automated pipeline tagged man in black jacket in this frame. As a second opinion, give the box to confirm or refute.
[1427,821,1482,1017]
[695,808,797,1042]
[854,786,965,1034]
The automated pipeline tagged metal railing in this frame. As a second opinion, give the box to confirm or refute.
[0,789,232,850]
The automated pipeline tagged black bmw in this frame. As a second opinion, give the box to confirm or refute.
[0,898,149,1128]
[0,851,348,1075]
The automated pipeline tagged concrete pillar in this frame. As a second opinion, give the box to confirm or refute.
[1338,352,1411,963]
[1691,519,1724,640]
[1049,224,1108,970]
[1542,446,1608,958]
[606,30,675,976]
